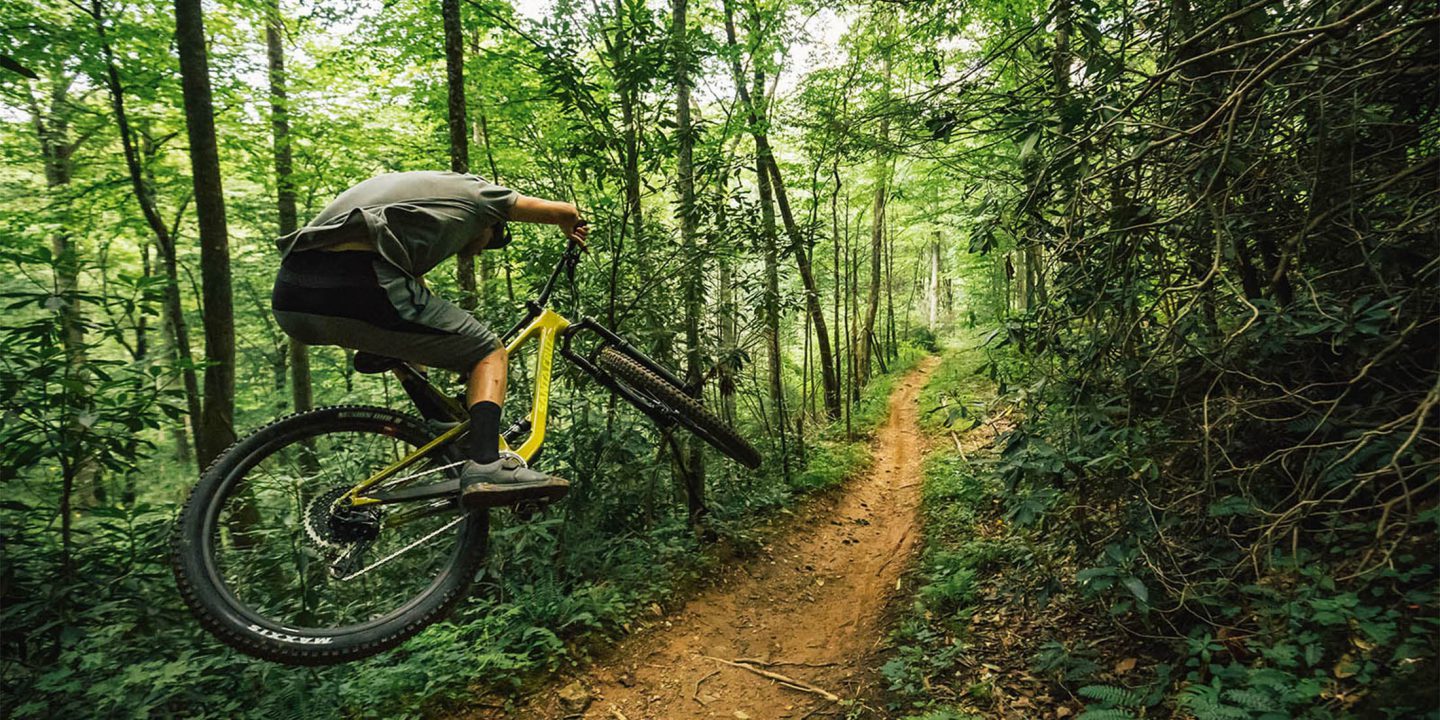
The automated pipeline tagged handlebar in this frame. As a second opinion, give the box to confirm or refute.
[500,227,588,343]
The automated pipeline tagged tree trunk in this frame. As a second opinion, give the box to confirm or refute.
[1022,0,1072,311]
[442,0,479,313]
[471,26,503,311]
[831,159,844,397]
[139,127,202,457]
[716,171,738,424]
[28,81,82,367]
[857,51,891,386]
[858,162,887,385]
[603,0,645,332]
[672,0,707,522]
[881,213,892,360]
[174,0,236,467]
[756,135,784,412]
[717,258,737,422]
[720,0,839,421]
[763,158,840,420]
[29,73,101,504]
[928,234,941,329]
[265,0,312,413]
[136,242,150,361]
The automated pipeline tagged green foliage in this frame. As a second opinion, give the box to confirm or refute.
[916,332,992,436]
[3,0,1435,713]
[1077,684,1143,709]
[882,342,1010,715]
[906,326,939,352]
[790,440,870,493]
[964,0,1440,714]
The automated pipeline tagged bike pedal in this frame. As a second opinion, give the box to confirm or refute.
[510,499,550,521]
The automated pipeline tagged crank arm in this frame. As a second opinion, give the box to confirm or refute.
[381,499,462,529]
[368,478,462,506]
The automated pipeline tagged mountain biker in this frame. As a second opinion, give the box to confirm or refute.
[271,170,587,508]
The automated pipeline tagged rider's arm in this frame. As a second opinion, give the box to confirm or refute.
[510,196,586,242]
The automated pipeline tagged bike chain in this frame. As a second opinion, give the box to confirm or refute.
[302,459,478,580]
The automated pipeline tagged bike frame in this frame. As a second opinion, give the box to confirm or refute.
[341,241,693,510]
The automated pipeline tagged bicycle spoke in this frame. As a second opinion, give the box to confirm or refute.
[210,428,467,628]
[333,515,467,581]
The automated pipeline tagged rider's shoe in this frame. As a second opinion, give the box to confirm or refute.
[459,457,569,509]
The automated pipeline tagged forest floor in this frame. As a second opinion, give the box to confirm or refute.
[461,356,942,720]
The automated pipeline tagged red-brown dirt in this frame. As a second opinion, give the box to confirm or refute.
[469,357,941,720]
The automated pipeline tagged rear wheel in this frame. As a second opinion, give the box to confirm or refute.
[171,405,488,665]
[596,347,762,469]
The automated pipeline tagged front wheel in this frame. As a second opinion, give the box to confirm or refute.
[171,405,488,665]
[596,347,763,469]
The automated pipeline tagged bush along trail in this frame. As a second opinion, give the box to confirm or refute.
[464,356,942,719]
[883,336,1439,720]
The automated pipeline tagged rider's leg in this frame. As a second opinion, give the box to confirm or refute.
[466,348,507,464]
[270,252,565,506]
[459,345,569,508]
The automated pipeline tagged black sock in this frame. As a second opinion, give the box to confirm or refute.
[468,401,502,463]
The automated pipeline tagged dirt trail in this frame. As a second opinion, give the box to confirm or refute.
[496,357,940,720]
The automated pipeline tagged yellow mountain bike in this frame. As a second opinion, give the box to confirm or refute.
[171,238,760,665]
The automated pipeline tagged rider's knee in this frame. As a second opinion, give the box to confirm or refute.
[469,344,505,375]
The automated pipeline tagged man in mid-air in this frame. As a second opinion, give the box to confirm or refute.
[272,170,587,508]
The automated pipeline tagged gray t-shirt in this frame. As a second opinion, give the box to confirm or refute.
[277,170,519,277]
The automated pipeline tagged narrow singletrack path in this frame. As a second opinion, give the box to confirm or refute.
[496,356,940,719]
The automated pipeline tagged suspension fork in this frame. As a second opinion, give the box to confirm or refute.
[562,317,696,394]
[559,317,691,427]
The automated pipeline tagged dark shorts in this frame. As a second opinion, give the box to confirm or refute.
[272,250,501,373]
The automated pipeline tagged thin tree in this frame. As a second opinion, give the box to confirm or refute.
[90,0,203,457]
[265,0,311,412]
[469,27,503,308]
[857,50,891,387]
[720,0,841,420]
[24,59,97,561]
[673,0,706,521]
[927,232,941,329]
[173,0,236,466]
[442,0,479,311]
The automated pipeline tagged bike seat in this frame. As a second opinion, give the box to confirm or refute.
[353,351,403,374]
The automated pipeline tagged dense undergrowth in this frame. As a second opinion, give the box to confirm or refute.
[1,345,924,719]
[886,330,1438,720]
[884,0,1438,716]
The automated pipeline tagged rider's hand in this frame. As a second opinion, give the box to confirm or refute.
[565,217,590,252]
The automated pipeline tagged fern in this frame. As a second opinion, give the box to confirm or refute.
[1194,705,1251,720]
[1078,684,1144,708]
[1077,709,1139,720]
[1180,684,1253,720]
[1224,688,1279,711]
